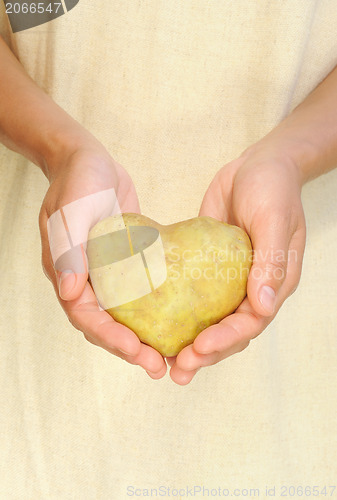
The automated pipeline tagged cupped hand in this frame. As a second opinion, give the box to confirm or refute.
[170,145,306,385]
[39,145,167,379]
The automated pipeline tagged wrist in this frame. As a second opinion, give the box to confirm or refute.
[242,125,320,187]
[265,123,323,185]
[245,64,337,185]
[41,120,104,182]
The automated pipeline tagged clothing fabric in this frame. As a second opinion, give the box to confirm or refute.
[0,1,336,498]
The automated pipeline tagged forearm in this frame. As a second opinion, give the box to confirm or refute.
[249,65,337,184]
[0,36,95,180]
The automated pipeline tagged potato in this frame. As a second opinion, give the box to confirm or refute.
[87,213,252,357]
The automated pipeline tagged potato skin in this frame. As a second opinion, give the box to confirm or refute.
[87,214,252,356]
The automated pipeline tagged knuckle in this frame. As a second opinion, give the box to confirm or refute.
[67,314,80,331]
[264,259,287,281]
[41,260,51,281]
[288,279,300,297]
[41,253,54,281]
[238,339,250,352]
[83,333,96,346]
[38,206,44,231]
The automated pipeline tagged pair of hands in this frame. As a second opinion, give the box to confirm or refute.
[39,140,306,385]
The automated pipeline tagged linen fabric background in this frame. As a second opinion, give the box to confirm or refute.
[0,1,336,498]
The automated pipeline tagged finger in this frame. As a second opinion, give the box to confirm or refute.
[98,340,167,375]
[199,160,244,222]
[113,167,141,214]
[64,282,167,373]
[283,228,306,297]
[185,306,258,360]
[45,204,89,301]
[247,211,295,317]
[169,363,200,385]
[42,188,123,301]
[85,334,167,377]
[172,298,269,374]
[173,344,221,371]
[64,282,141,355]
[122,343,166,374]
[40,206,88,301]
[146,364,168,379]
[199,172,229,221]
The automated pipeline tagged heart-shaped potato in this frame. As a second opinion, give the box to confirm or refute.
[87,214,252,356]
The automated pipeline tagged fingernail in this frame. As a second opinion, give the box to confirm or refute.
[259,285,276,315]
[59,270,76,299]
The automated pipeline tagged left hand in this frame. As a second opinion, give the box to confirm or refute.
[169,144,306,385]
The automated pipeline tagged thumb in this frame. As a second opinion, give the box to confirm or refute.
[47,188,122,301]
[247,217,291,317]
[47,205,89,301]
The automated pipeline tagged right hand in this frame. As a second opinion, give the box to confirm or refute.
[39,144,167,379]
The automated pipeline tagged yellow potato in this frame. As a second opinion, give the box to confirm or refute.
[87,213,252,356]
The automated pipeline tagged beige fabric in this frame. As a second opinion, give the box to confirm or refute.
[0,1,337,498]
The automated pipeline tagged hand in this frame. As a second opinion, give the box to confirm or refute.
[169,144,306,385]
[39,144,167,379]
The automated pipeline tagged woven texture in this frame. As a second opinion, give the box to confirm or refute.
[0,1,336,498]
